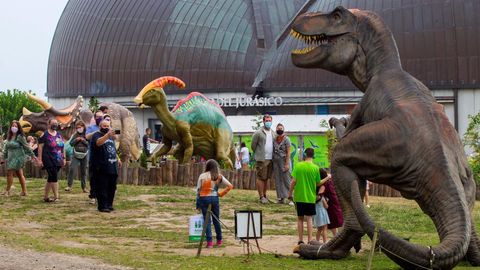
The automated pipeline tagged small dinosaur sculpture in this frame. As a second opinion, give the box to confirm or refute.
[290,6,480,269]
[133,76,235,169]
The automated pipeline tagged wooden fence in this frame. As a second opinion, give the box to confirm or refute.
[0,160,403,197]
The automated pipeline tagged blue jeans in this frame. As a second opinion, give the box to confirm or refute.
[198,196,221,242]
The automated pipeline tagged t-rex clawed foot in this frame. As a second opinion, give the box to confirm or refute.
[295,229,364,259]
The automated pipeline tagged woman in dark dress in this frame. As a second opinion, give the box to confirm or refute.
[38,118,65,202]
[320,168,343,236]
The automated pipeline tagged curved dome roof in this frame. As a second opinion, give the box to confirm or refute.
[254,0,480,92]
[47,0,305,97]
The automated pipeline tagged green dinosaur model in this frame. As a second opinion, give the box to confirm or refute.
[133,76,235,169]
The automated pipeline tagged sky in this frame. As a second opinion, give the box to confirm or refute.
[0,0,69,97]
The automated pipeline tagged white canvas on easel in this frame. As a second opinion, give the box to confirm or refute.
[235,211,262,239]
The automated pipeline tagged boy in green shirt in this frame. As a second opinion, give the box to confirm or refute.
[288,148,328,244]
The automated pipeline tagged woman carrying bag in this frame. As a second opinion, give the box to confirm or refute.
[66,121,89,192]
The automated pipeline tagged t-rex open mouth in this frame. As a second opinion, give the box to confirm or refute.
[290,29,348,55]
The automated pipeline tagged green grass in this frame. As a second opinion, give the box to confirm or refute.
[0,177,479,269]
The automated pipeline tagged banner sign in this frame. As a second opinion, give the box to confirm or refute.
[212,96,283,108]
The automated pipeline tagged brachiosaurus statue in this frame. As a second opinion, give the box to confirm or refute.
[290,6,480,269]
[133,76,235,169]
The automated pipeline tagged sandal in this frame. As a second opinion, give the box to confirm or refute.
[43,197,54,203]
[1,190,10,196]
[297,241,305,245]
[20,192,28,196]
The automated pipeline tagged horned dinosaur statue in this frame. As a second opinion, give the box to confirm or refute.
[133,76,236,169]
[290,6,480,269]
[19,94,141,161]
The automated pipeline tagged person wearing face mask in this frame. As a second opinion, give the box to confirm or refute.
[86,109,104,204]
[90,119,120,212]
[65,121,89,193]
[251,114,276,204]
[1,120,36,196]
[272,123,293,204]
[37,118,66,202]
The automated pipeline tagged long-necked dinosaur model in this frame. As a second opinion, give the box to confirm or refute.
[290,6,479,269]
[133,76,235,169]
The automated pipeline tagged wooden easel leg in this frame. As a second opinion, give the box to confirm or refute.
[246,211,251,257]
[196,204,212,258]
[250,212,261,254]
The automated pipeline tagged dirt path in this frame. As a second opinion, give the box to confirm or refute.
[0,244,132,270]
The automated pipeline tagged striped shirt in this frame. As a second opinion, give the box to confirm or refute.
[196,172,233,197]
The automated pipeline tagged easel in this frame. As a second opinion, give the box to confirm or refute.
[244,211,261,257]
[196,204,211,258]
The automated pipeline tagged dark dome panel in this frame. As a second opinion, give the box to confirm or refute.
[47,0,306,97]
[255,0,480,92]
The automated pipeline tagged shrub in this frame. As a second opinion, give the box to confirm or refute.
[463,112,480,185]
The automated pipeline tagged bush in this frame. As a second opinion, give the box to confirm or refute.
[463,112,480,185]
[139,152,148,169]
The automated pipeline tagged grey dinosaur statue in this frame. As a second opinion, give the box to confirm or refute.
[290,6,480,269]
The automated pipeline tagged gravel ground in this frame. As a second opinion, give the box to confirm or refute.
[0,244,133,270]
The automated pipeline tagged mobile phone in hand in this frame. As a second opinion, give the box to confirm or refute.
[115,130,121,135]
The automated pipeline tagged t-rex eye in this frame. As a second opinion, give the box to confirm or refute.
[333,12,341,20]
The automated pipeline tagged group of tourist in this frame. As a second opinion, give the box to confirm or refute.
[249,114,345,245]
[1,110,345,247]
[1,105,121,213]
[194,114,344,249]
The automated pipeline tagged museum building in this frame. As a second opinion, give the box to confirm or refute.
[47,0,480,146]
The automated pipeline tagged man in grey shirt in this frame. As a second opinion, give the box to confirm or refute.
[251,114,276,204]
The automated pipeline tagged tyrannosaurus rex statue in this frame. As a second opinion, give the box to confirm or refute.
[133,76,235,169]
[290,6,480,269]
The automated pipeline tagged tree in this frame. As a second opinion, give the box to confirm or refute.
[463,112,480,184]
[88,96,99,112]
[0,89,42,136]
[251,113,263,131]
[320,119,338,160]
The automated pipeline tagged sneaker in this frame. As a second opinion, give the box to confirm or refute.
[82,188,89,193]
[260,197,269,204]
[277,198,284,204]
[206,241,213,248]
[64,187,71,192]
[366,204,371,208]
[99,208,111,213]
[216,240,222,247]
[89,198,96,205]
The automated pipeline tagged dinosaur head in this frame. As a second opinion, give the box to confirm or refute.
[290,6,358,73]
[134,76,186,108]
[19,94,83,136]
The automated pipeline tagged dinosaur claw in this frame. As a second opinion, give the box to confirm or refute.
[329,117,339,128]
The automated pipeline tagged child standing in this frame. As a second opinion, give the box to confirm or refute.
[314,184,330,243]
[196,159,233,248]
